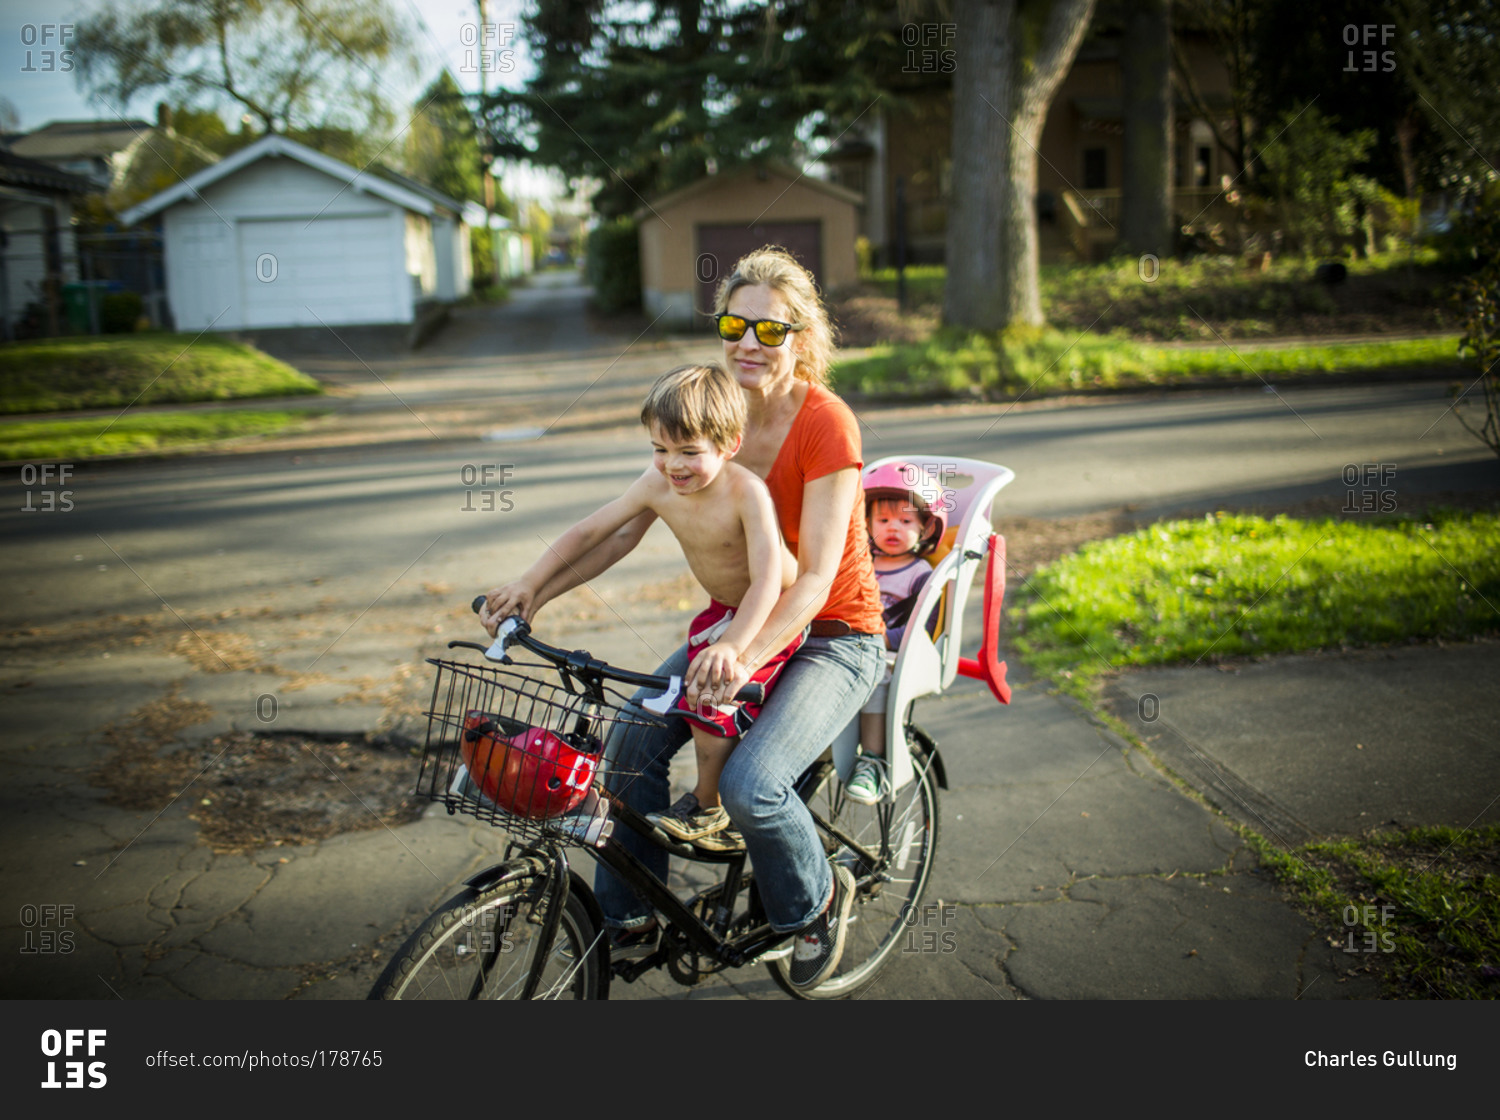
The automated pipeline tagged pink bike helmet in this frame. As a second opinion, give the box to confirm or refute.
[863,462,948,556]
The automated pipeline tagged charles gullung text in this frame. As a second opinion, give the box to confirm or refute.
[1305,1051,1456,1070]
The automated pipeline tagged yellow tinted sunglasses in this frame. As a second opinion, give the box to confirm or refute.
[716,314,804,347]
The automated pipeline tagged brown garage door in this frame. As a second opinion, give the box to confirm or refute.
[695,222,822,328]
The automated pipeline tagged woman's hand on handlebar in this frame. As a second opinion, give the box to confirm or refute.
[481,581,535,634]
[685,642,751,711]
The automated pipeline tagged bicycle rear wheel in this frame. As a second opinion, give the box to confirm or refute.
[368,870,607,1000]
[769,724,940,999]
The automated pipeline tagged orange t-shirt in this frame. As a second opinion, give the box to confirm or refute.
[764,383,885,635]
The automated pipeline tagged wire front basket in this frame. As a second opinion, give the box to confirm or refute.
[416,656,661,845]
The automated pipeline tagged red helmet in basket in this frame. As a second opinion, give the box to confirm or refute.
[460,712,598,820]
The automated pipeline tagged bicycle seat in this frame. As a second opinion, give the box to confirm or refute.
[857,456,1016,791]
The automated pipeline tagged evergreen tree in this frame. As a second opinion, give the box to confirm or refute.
[483,0,906,217]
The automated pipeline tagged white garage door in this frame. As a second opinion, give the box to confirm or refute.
[239,214,404,327]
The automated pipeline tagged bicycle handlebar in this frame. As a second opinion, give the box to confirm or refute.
[458,595,763,713]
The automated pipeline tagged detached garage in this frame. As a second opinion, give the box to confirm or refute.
[120,134,471,331]
[636,163,861,330]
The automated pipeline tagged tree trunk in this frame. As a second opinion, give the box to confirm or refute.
[944,0,1098,331]
[1121,0,1172,258]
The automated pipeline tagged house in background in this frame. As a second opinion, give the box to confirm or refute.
[6,118,157,192]
[120,133,474,331]
[636,163,861,330]
[823,31,1236,264]
[0,148,91,339]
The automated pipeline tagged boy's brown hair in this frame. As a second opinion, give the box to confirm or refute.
[640,363,746,451]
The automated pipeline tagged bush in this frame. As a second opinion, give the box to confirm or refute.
[1255,104,1380,257]
[585,218,641,312]
[101,291,142,334]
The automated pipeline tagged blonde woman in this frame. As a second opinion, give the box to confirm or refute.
[484,247,884,989]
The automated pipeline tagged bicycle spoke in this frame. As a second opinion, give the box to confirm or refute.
[538,927,604,999]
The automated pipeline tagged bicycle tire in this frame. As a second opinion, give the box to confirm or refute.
[769,724,940,999]
[368,870,607,1000]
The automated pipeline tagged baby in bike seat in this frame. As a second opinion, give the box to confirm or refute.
[501,363,802,847]
[847,463,946,805]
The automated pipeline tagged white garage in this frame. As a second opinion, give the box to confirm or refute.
[120,134,470,331]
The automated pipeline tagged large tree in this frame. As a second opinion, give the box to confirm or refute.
[1119,0,1173,257]
[73,0,413,150]
[486,0,905,217]
[943,0,1098,331]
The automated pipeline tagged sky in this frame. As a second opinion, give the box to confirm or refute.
[0,0,573,206]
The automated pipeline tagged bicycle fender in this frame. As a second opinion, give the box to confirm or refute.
[927,745,949,791]
[463,857,546,893]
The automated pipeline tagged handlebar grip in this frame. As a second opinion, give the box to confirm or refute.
[471,595,487,615]
[734,682,765,705]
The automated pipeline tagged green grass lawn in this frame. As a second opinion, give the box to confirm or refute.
[1013,510,1500,998]
[0,409,325,461]
[831,329,1463,399]
[0,334,322,415]
[1013,510,1500,690]
[1249,826,1500,999]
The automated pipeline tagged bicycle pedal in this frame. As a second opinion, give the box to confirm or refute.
[747,943,793,964]
[692,828,745,853]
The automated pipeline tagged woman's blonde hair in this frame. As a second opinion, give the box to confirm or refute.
[640,363,747,451]
[713,245,835,386]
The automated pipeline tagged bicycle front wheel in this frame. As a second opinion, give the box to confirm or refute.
[770,724,941,999]
[368,871,607,1000]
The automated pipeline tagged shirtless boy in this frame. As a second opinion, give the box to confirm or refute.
[484,363,799,844]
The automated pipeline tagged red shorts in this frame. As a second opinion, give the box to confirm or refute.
[674,600,806,738]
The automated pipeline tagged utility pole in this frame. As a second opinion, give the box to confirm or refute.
[477,0,496,280]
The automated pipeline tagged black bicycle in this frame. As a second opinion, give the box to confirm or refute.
[366,609,943,1000]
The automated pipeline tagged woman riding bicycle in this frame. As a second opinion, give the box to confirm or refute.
[482,246,885,990]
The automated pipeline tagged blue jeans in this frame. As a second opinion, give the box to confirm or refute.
[595,632,885,932]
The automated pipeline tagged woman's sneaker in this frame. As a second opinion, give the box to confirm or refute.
[647,792,730,841]
[846,755,889,805]
[789,864,855,989]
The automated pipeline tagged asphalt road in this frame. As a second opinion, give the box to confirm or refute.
[4,373,1494,645]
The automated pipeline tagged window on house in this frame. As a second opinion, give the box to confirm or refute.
[1083,148,1107,189]
[1195,145,1212,188]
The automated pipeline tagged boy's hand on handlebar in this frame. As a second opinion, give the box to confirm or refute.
[481,581,535,633]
